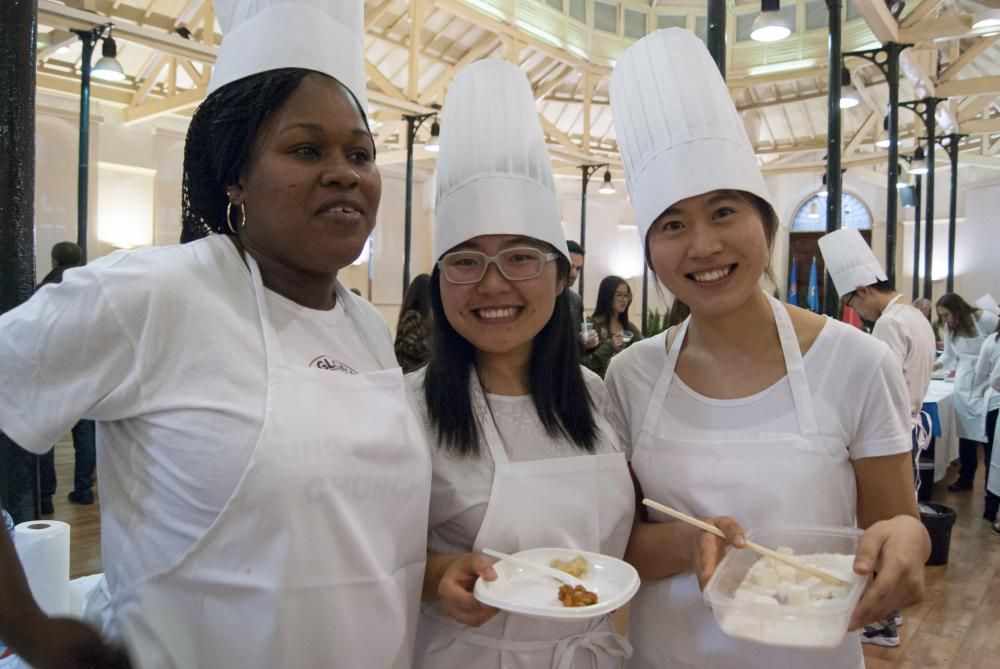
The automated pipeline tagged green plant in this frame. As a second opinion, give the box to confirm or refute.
[644,308,667,337]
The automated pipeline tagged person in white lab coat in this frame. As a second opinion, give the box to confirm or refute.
[973,319,1000,527]
[0,1,431,667]
[935,292,1000,492]
[409,60,635,669]
[606,28,930,669]
[818,227,937,646]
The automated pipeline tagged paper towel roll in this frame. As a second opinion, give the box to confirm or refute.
[15,520,71,616]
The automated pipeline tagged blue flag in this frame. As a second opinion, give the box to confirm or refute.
[807,257,820,313]
[787,258,799,306]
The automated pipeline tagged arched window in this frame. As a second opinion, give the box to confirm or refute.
[791,192,872,233]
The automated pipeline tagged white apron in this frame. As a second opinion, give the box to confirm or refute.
[989,414,1000,498]
[413,374,635,669]
[949,336,989,442]
[627,295,862,669]
[115,255,432,669]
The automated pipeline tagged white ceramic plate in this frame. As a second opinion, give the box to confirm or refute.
[473,547,640,620]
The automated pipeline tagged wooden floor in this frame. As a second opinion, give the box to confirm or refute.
[42,441,1000,668]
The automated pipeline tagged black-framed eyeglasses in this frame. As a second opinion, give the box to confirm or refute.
[845,293,856,309]
[438,247,560,285]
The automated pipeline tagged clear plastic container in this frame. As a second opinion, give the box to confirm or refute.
[703,525,869,649]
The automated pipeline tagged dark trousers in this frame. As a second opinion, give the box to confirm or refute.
[957,420,994,486]
[984,409,999,520]
[37,420,96,500]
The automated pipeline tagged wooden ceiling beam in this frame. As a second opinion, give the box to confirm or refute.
[937,36,997,83]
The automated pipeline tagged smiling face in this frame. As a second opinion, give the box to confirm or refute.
[438,234,565,358]
[232,74,380,275]
[646,190,772,318]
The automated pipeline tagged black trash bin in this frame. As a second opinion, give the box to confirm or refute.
[919,502,957,566]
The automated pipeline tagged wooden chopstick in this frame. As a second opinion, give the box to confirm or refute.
[641,498,850,587]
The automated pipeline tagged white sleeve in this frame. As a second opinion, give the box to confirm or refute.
[974,339,994,390]
[872,318,907,373]
[0,267,140,453]
[848,348,913,460]
[603,357,636,461]
[937,327,956,369]
[991,345,1000,394]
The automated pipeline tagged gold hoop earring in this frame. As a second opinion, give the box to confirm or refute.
[226,201,247,234]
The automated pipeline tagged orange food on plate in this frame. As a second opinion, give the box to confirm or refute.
[558,584,598,607]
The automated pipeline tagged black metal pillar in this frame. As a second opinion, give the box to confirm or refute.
[70,28,103,262]
[401,111,435,298]
[911,174,922,301]
[844,43,909,289]
[707,0,726,77]
[939,134,965,293]
[901,99,943,300]
[823,0,843,318]
[0,0,40,522]
[577,164,605,300]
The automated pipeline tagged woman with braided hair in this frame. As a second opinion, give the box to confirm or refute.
[0,1,430,667]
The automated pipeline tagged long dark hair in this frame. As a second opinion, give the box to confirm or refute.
[423,255,598,457]
[180,68,371,242]
[593,275,630,330]
[936,292,979,339]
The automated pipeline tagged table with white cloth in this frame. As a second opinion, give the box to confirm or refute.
[923,379,960,482]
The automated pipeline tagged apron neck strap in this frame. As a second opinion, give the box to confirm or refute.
[640,294,820,438]
[245,252,287,367]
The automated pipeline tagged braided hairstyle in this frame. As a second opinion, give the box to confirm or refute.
[180,68,372,242]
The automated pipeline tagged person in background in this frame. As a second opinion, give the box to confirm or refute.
[581,276,643,378]
[0,1,431,666]
[818,228,936,647]
[395,273,433,373]
[913,297,942,348]
[607,28,928,669]
[567,240,599,354]
[36,242,97,512]
[411,59,634,669]
[974,317,1000,529]
[935,292,1000,492]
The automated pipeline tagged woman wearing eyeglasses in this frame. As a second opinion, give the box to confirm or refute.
[582,276,643,378]
[409,60,634,669]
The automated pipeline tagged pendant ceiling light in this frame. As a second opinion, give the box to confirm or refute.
[751,0,791,42]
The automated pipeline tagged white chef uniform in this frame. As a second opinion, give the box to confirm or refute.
[608,28,911,669]
[938,310,1000,442]
[410,59,635,669]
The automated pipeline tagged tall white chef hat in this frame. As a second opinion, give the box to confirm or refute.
[817,228,888,296]
[976,294,1000,314]
[434,59,568,260]
[610,28,772,245]
[208,0,367,112]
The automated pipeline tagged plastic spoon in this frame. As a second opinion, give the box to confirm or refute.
[481,548,586,588]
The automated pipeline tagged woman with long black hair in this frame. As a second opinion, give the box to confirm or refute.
[409,59,634,669]
[582,275,643,377]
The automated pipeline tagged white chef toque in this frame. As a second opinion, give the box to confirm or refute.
[208,0,367,112]
[817,228,888,297]
[976,295,1000,315]
[433,59,568,260]
[609,28,772,246]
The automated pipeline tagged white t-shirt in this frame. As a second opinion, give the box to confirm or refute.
[605,318,912,462]
[872,299,937,420]
[0,235,395,637]
[406,367,620,555]
[264,288,380,374]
